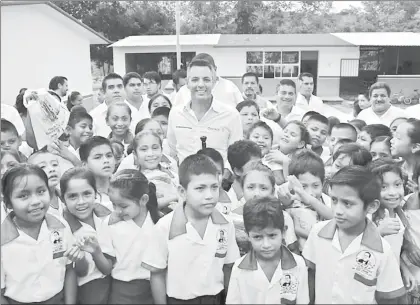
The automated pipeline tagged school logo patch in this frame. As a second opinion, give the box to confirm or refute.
[353,250,377,284]
[50,229,65,259]
[215,229,228,258]
[280,273,298,299]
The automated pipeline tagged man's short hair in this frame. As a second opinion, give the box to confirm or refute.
[243,197,285,233]
[331,123,358,140]
[236,100,260,114]
[172,69,187,85]
[307,113,329,127]
[298,72,314,81]
[49,76,68,90]
[102,73,123,92]
[228,140,262,171]
[151,106,170,119]
[277,79,296,93]
[187,59,214,72]
[178,154,219,189]
[191,53,216,68]
[143,71,161,84]
[79,136,113,162]
[123,72,142,87]
[369,82,391,98]
[362,124,392,141]
[241,72,259,84]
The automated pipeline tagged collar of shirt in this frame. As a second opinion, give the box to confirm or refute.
[168,203,228,240]
[317,218,383,253]
[183,97,226,117]
[62,205,112,233]
[1,212,66,245]
[238,244,297,270]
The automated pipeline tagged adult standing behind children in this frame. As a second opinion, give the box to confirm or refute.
[167,59,243,165]
[173,53,243,109]
[295,73,324,114]
[357,82,407,126]
[48,76,69,103]
[90,73,126,137]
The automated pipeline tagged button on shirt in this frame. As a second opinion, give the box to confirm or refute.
[142,205,240,300]
[357,105,407,127]
[302,219,405,304]
[167,99,243,165]
[174,77,243,109]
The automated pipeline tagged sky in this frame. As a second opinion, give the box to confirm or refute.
[331,1,364,12]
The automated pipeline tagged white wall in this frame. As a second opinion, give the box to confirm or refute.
[1,4,93,105]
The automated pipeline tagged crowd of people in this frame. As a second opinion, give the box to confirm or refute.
[1,51,420,304]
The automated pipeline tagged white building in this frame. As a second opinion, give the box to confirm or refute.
[1,1,110,105]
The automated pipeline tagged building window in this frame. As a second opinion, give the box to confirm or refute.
[246,51,300,78]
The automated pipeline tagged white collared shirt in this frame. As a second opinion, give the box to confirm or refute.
[89,102,110,137]
[174,77,243,109]
[302,220,405,304]
[226,247,309,304]
[142,206,240,300]
[295,93,324,114]
[108,213,155,281]
[284,106,305,123]
[124,99,150,134]
[405,104,420,120]
[357,105,407,127]
[116,152,178,175]
[376,214,405,263]
[1,214,74,303]
[167,98,243,165]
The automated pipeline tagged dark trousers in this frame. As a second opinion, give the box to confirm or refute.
[7,290,64,304]
[167,290,225,305]
[78,276,111,304]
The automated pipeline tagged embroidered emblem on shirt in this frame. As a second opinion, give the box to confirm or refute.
[50,229,65,259]
[280,273,298,299]
[221,204,231,215]
[215,229,228,258]
[354,250,377,282]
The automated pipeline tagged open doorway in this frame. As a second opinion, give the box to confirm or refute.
[300,51,319,95]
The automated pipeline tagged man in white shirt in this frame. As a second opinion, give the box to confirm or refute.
[241,72,274,110]
[123,72,150,133]
[295,72,324,114]
[357,82,407,126]
[48,76,69,103]
[173,53,243,109]
[89,73,126,137]
[167,59,243,165]
[405,103,420,120]
[167,69,187,102]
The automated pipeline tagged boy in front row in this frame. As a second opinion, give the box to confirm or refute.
[142,154,240,304]
[226,197,309,304]
[302,166,406,304]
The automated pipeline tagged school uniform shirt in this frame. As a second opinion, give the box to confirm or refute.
[142,205,240,300]
[302,219,405,304]
[173,77,243,109]
[19,141,34,158]
[108,130,134,153]
[295,93,324,114]
[124,99,151,134]
[116,153,178,176]
[226,245,309,304]
[357,105,407,127]
[405,104,420,120]
[108,212,155,281]
[47,196,65,220]
[67,145,80,160]
[375,214,405,264]
[62,206,114,286]
[167,98,243,165]
[260,117,283,146]
[1,104,25,136]
[403,199,420,282]
[97,192,114,212]
[1,213,74,303]
[143,168,179,205]
[89,102,111,137]
[283,106,306,123]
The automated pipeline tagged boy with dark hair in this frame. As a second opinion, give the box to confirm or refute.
[142,154,240,304]
[306,114,330,161]
[357,124,392,151]
[143,71,162,99]
[66,107,93,158]
[303,166,405,304]
[1,119,27,161]
[301,111,320,126]
[226,197,309,304]
[328,123,357,154]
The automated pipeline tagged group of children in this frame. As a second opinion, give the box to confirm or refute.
[1,76,420,305]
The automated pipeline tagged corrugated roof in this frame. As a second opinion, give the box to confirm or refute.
[332,32,420,46]
[216,34,354,47]
[1,1,111,44]
[110,34,221,48]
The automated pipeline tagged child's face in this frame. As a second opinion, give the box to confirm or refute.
[356,131,372,151]
[297,172,323,200]
[239,106,259,133]
[391,123,412,157]
[107,106,131,136]
[380,171,404,211]
[153,115,168,138]
[248,226,283,260]
[329,127,355,152]
[357,94,371,110]
[390,118,407,137]
[180,174,219,217]
[307,120,328,148]
[370,141,391,161]
[72,95,83,107]
[10,174,50,224]
[150,96,171,114]
[109,187,145,221]
[1,154,19,179]
[331,154,352,176]
[134,134,162,170]
[1,131,21,152]
[63,178,96,221]
[249,126,272,156]
[69,119,93,145]
[243,170,274,201]
[280,123,304,155]
[86,144,115,178]
[28,153,61,189]
[143,120,164,140]
[330,184,368,231]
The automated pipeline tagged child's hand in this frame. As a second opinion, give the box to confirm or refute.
[277,183,300,207]
[64,245,85,262]
[265,150,290,165]
[287,175,314,205]
[77,236,100,255]
[407,178,419,194]
[261,108,280,122]
[402,267,417,292]
[378,216,401,236]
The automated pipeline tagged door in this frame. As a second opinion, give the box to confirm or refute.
[300,51,319,95]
